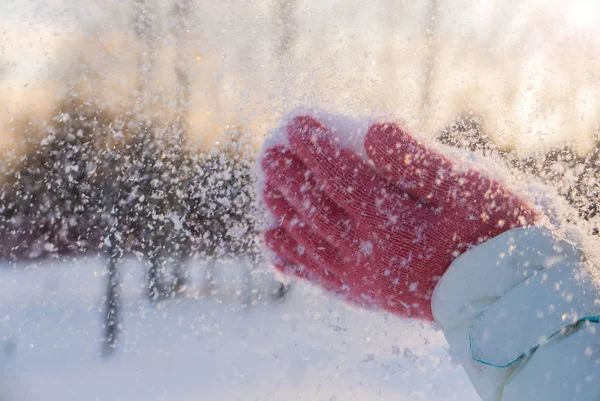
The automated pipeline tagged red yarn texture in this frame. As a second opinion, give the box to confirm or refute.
[262,115,537,320]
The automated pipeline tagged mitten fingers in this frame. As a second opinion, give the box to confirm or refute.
[262,153,437,265]
[286,116,430,226]
[263,182,439,279]
[365,122,537,228]
[262,147,356,250]
[263,186,347,263]
[365,122,486,206]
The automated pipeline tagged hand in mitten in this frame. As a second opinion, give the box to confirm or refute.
[262,115,537,320]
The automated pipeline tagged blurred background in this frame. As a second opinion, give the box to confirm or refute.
[3,0,600,153]
[1,0,599,400]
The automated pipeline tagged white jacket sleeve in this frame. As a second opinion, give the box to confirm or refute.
[432,226,600,401]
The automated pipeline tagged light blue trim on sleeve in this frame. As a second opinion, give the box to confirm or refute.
[469,259,600,368]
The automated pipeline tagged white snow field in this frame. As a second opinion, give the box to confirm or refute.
[0,257,478,401]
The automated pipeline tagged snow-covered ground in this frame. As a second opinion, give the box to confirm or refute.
[0,257,477,401]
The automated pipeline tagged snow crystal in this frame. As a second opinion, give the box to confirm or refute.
[359,240,374,256]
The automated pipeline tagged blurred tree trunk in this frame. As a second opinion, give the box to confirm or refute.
[277,0,297,57]
[172,0,192,121]
[131,0,166,302]
[133,0,158,112]
[99,0,164,346]
[102,150,124,355]
[168,0,194,295]
[378,0,404,113]
[420,0,439,127]
[276,0,297,103]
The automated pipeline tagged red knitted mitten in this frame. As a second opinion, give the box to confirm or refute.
[262,115,536,320]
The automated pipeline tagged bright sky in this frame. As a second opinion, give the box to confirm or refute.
[2,0,600,154]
